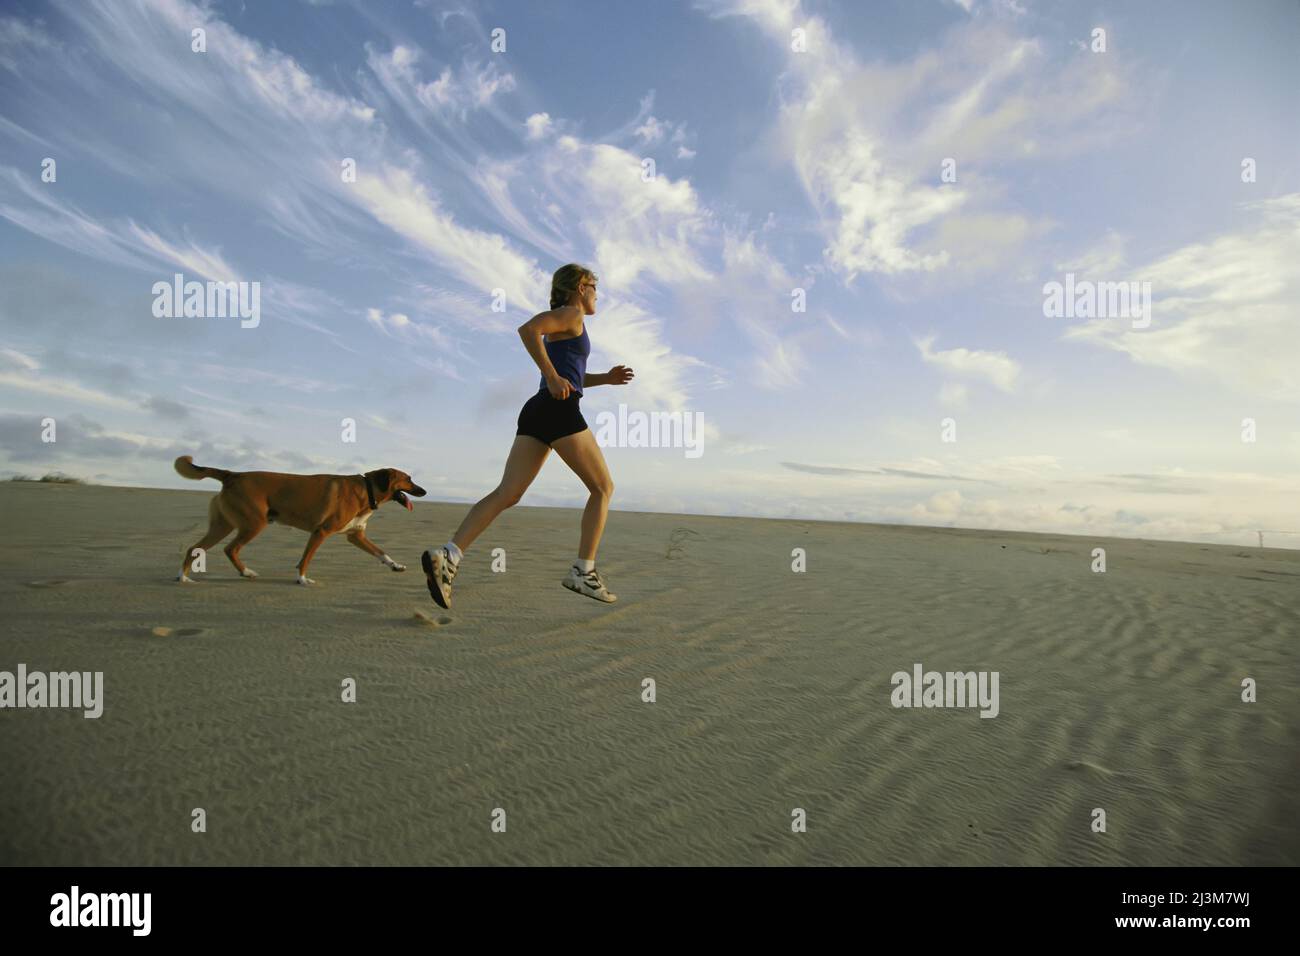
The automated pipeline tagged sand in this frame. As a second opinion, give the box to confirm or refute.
[0,480,1295,866]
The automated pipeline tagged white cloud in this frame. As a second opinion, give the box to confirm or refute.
[0,348,40,372]
[128,223,243,283]
[825,313,879,348]
[919,488,965,516]
[916,334,1020,392]
[696,0,1135,280]
[539,140,715,292]
[634,116,668,144]
[364,307,460,357]
[806,128,963,276]
[352,164,548,311]
[0,168,156,271]
[1064,194,1300,401]
[0,369,139,409]
[0,170,345,339]
[184,362,344,394]
[585,145,712,287]
[464,157,575,269]
[580,299,701,412]
[524,112,552,139]
[945,0,1028,18]
[1055,229,1126,275]
[891,471,1297,547]
[693,0,800,34]
[753,338,805,389]
[77,0,379,129]
[366,43,516,123]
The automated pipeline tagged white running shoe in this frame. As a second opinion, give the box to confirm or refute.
[562,564,618,603]
[421,546,459,608]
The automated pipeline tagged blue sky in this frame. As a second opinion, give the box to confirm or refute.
[1,0,1297,547]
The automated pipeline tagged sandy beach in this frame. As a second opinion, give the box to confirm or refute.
[0,480,1295,866]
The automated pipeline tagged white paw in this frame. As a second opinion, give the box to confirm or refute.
[177,573,194,583]
[388,562,407,572]
[241,568,259,579]
[296,575,316,586]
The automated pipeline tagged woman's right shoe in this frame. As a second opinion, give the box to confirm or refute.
[561,564,618,603]
[421,546,458,608]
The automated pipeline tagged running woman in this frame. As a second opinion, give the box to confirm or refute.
[421,264,634,608]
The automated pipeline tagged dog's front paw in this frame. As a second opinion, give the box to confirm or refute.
[388,562,407,572]
[241,568,259,579]
[176,573,194,583]
[296,575,316,586]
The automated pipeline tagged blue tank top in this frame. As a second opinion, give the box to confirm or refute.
[538,326,590,396]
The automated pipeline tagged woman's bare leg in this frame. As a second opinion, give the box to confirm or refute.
[449,434,550,552]
[549,428,613,560]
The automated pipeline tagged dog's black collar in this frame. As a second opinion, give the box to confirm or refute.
[361,474,378,511]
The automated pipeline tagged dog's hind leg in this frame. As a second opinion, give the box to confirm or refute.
[178,498,234,582]
[295,528,331,585]
[223,518,267,579]
[346,529,406,572]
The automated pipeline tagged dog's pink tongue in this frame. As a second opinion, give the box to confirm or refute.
[403,497,414,511]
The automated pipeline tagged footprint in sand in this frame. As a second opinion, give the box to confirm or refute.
[413,611,454,629]
[24,579,70,588]
[665,527,702,559]
[150,626,206,637]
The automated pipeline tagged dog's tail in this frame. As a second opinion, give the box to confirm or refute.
[173,455,233,483]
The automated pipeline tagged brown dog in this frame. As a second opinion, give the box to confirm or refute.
[173,455,426,585]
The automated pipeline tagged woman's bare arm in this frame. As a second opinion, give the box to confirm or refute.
[585,366,634,388]
[517,305,582,391]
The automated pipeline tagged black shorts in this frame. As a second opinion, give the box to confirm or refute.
[516,390,588,446]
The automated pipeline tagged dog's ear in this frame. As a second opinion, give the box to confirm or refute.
[374,469,391,494]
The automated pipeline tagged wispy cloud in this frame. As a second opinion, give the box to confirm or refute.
[353,164,548,308]
[364,42,517,127]
[695,0,1136,280]
[0,14,59,73]
[128,223,243,282]
[1064,193,1300,401]
[781,461,981,482]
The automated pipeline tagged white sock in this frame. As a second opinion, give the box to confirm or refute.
[444,541,463,564]
[575,557,595,573]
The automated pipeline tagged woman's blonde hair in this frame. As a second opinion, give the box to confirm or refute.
[549,263,598,310]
